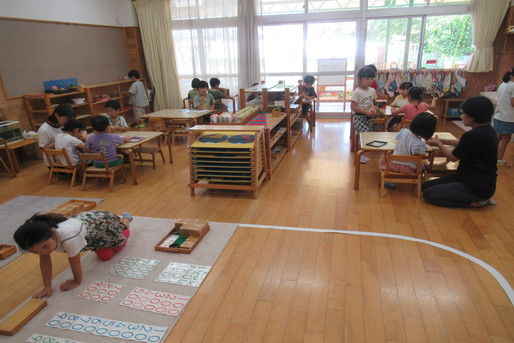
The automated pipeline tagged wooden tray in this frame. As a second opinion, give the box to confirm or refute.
[0,244,16,260]
[155,219,210,254]
[45,200,97,217]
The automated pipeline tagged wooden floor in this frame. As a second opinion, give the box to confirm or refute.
[0,119,513,342]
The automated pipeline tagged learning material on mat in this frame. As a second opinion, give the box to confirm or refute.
[27,333,85,343]
[45,312,168,343]
[78,281,124,303]
[107,256,159,280]
[155,262,211,287]
[120,287,190,317]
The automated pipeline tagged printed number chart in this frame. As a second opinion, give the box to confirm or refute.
[155,262,211,287]
[107,256,159,279]
[27,334,85,343]
[45,312,167,343]
[120,287,190,316]
[78,281,124,303]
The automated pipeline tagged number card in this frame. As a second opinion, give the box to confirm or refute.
[155,262,211,287]
[45,312,168,343]
[78,281,124,303]
[107,256,159,279]
[27,334,85,343]
[120,287,190,316]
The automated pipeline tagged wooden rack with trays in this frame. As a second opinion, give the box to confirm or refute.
[154,219,210,254]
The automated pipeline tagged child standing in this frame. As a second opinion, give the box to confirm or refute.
[104,100,128,132]
[388,87,438,131]
[390,82,413,109]
[493,67,514,167]
[54,119,86,166]
[14,211,133,298]
[299,75,317,116]
[351,67,378,163]
[127,70,149,128]
[193,81,215,111]
[86,115,130,168]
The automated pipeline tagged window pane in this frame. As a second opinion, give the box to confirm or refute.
[257,0,304,15]
[171,0,237,20]
[306,22,356,72]
[368,0,426,8]
[202,27,239,75]
[407,17,422,69]
[422,15,472,69]
[308,0,359,12]
[366,18,408,69]
[430,0,469,5]
[172,30,199,76]
[260,25,303,73]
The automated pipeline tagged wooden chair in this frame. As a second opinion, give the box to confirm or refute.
[168,119,190,144]
[218,87,237,112]
[0,138,15,178]
[132,118,166,168]
[182,98,192,109]
[380,152,424,198]
[400,118,412,128]
[41,148,78,186]
[78,152,126,192]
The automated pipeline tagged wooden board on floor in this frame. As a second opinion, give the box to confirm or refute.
[0,298,47,335]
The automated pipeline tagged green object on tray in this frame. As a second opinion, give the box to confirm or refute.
[170,235,188,248]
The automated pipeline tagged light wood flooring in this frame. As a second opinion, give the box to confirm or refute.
[0,119,513,342]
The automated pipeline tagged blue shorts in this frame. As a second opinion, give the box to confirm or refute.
[493,119,514,135]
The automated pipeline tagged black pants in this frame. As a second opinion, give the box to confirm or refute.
[302,103,311,115]
[421,176,486,208]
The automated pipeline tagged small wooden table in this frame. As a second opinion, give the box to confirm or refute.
[145,109,212,126]
[0,139,38,174]
[117,131,169,185]
[353,131,457,190]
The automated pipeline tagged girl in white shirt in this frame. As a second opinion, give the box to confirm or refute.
[38,104,76,165]
[14,211,132,298]
[493,67,514,167]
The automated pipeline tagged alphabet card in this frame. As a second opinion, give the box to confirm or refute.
[107,256,159,280]
[27,333,85,343]
[45,312,168,343]
[155,262,211,287]
[78,281,124,303]
[120,287,190,316]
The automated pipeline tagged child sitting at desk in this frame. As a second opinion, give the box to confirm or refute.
[86,115,130,168]
[104,100,128,132]
[54,119,86,166]
[209,77,228,112]
[193,81,215,111]
[390,82,412,109]
[13,211,133,298]
[299,75,317,116]
[387,87,438,131]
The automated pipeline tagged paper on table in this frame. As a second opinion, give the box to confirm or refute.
[120,287,190,316]
[27,333,86,343]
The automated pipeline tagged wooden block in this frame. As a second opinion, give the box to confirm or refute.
[0,244,17,259]
[0,298,47,335]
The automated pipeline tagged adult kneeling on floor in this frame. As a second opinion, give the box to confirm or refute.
[422,96,497,208]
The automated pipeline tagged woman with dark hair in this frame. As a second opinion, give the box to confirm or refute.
[422,96,498,208]
[493,67,514,167]
[37,104,76,165]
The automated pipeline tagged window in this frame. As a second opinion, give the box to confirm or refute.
[421,14,472,69]
[170,0,237,20]
[308,0,360,12]
[368,0,425,8]
[260,24,304,73]
[257,0,304,15]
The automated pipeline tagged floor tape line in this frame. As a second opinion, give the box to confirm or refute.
[239,223,514,306]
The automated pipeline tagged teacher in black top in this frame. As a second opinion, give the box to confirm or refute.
[422,96,497,208]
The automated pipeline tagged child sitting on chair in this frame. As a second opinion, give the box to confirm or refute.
[14,211,133,298]
[104,100,128,132]
[299,75,317,116]
[390,82,413,109]
[388,87,438,131]
[188,78,201,101]
[193,81,215,111]
[209,77,228,112]
[380,112,436,178]
[86,115,130,168]
[54,119,86,166]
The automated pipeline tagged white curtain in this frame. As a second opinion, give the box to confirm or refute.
[466,0,509,72]
[133,0,183,109]
[238,0,261,88]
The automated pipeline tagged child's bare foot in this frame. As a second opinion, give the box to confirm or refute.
[121,212,133,227]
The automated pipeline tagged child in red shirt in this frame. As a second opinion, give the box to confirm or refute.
[388,87,438,131]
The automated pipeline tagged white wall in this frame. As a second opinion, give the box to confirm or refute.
[0,0,138,27]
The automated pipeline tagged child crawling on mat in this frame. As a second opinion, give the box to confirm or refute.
[13,211,133,298]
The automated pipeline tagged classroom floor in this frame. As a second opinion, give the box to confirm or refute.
[0,119,513,342]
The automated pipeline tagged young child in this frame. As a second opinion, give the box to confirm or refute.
[381,112,436,178]
[299,75,317,116]
[364,64,385,99]
[38,104,76,166]
[351,66,378,163]
[13,211,133,298]
[188,78,201,101]
[209,78,228,112]
[86,115,130,168]
[388,87,438,131]
[390,82,413,109]
[493,67,514,167]
[54,119,86,166]
[193,81,215,111]
[127,70,149,128]
[104,100,128,132]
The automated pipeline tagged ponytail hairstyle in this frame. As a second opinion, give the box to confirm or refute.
[502,67,514,83]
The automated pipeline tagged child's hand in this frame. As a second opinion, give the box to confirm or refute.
[60,279,81,292]
[427,135,441,146]
[122,136,131,142]
[33,286,53,298]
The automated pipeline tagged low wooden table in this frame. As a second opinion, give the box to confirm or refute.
[353,131,457,190]
[145,109,212,126]
[0,139,38,174]
[117,131,169,185]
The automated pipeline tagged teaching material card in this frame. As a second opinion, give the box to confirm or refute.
[120,287,190,316]
[45,312,167,343]
[107,256,159,279]
[155,262,211,287]
[77,281,124,303]
[27,333,85,343]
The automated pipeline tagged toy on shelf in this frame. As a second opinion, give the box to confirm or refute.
[155,219,210,254]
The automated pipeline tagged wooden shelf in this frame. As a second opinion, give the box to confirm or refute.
[28,109,48,114]
[76,114,91,120]
[270,127,287,147]
[270,148,287,172]
[266,113,287,130]
[290,130,301,147]
[47,90,87,98]
[91,97,121,105]
[289,112,301,126]
[71,102,88,108]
